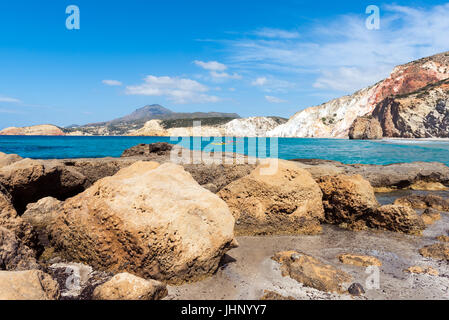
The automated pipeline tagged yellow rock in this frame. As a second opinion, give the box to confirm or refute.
[338,253,382,267]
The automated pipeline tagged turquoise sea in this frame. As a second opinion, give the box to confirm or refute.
[1,136,449,166]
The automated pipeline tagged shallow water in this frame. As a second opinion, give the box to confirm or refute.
[1,136,449,165]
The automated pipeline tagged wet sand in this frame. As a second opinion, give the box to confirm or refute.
[166,191,449,300]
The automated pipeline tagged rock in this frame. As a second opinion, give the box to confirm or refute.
[121,143,173,157]
[404,266,439,276]
[0,159,86,214]
[260,290,295,300]
[419,243,449,261]
[409,181,448,191]
[394,194,449,212]
[369,205,425,235]
[0,124,65,136]
[348,116,383,140]
[184,163,254,193]
[421,208,441,225]
[45,161,236,284]
[0,227,39,270]
[272,251,351,293]
[372,79,449,138]
[92,272,167,300]
[317,174,379,229]
[0,152,22,168]
[218,160,325,235]
[436,235,449,242]
[338,254,382,267]
[348,283,365,296]
[22,197,62,247]
[293,159,449,190]
[47,262,112,300]
[0,188,39,253]
[0,270,60,300]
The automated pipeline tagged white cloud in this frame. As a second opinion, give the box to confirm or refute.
[251,77,294,93]
[125,75,220,104]
[251,77,268,86]
[227,3,449,93]
[194,60,227,71]
[102,80,122,86]
[0,96,21,103]
[265,95,287,103]
[194,60,242,81]
[210,71,242,80]
[253,28,300,39]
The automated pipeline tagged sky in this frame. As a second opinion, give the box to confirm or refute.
[1,0,449,129]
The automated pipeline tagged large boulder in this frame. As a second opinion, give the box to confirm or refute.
[272,251,351,294]
[218,160,325,235]
[369,205,425,235]
[318,174,379,229]
[0,152,22,168]
[0,159,86,214]
[92,272,167,300]
[0,270,60,300]
[348,116,383,140]
[42,161,236,284]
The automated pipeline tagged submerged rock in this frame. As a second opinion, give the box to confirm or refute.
[394,194,449,212]
[260,290,295,300]
[348,116,383,140]
[419,243,449,261]
[421,208,442,225]
[0,270,60,300]
[404,266,439,276]
[369,205,426,235]
[43,161,237,284]
[272,251,351,294]
[218,160,324,235]
[92,272,167,300]
[338,253,382,267]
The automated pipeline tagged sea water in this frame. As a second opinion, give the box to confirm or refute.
[0,136,449,166]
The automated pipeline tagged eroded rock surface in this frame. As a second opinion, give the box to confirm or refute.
[394,194,449,211]
[218,160,324,235]
[338,253,382,267]
[419,243,449,261]
[272,251,351,293]
[42,161,236,284]
[348,116,383,140]
[369,205,425,235]
[92,272,167,300]
[0,270,60,300]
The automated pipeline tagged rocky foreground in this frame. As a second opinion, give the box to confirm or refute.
[0,144,448,300]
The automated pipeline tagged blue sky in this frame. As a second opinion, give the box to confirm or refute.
[1,0,449,129]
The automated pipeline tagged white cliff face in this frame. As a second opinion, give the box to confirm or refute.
[268,52,449,138]
[223,117,282,137]
[128,117,282,137]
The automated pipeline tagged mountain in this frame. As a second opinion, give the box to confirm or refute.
[86,104,240,127]
[268,51,449,138]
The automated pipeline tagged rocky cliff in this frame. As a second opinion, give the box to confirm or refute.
[372,79,449,138]
[128,117,286,137]
[268,51,449,138]
[0,125,65,136]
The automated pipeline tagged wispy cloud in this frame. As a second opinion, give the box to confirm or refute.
[265,95,287,103]
[225,3,449,93]
[194,60,241,81]
[0,96,21,103]
[102,79,123,86]
[251,76,294,93]
[252,28,300,39]
[125,75,220,104]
